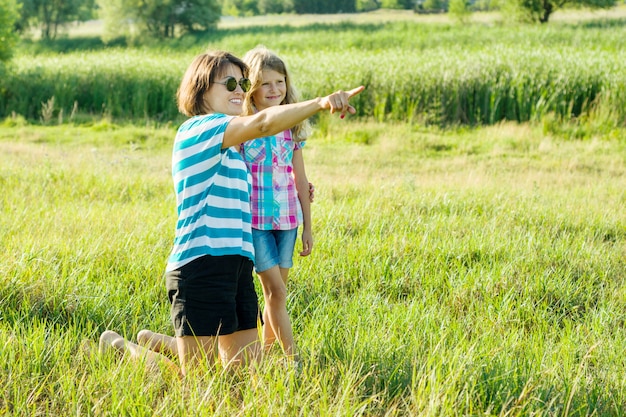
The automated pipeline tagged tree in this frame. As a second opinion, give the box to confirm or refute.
[221,0,259,16]
[0,0,20,62]
[169,0,221,33]
[258,0,294,14]
[449,0,470,21]
[96,0,133,42]
[17,0,95,40]
[507,0,616,22]
[356,0,380,11]
[98,0,220,41]
[419,0,447,11]
[380,0,413,8]
[292,0,356,13]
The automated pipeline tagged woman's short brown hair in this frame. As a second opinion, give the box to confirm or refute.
[177,51,249,117]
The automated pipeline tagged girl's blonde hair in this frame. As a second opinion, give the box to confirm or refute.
[242,45,310,141]
[177,50,248,117]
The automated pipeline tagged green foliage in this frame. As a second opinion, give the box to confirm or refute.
[95,0,131,43]
[3,19,626,127]
[17,0,95,39]
[292,0,357,13]
[380,0,414,8]
[1,49,186,122]
[257,0,293,14]
[222,0,260,16]
[356,0,380,11]
[503,0,556,23]
[1,111,27,126]
[504,0,617,23]
[419,0,448,12]
[448,0,470,20]
[97,0,220,41]
[173,0,221,33]
[472,0,501,11]
[0,0,20,61]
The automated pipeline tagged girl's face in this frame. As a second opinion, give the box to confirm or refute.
[204,63,247,116]
[252,69,287,111]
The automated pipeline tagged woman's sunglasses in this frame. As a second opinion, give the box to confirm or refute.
[215,77,251,93]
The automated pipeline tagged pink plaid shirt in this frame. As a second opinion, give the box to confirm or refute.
[240,129,304,230]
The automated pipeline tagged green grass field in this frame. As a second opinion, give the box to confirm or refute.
[1,9,626,416]
[1,117,625,415]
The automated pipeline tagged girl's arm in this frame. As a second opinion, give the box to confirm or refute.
[222,86,364,149]
[293,149,313,257]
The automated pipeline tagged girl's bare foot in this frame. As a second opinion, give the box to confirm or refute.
[99,330,126,354]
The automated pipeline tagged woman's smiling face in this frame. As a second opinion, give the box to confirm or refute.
[204,63,247,115]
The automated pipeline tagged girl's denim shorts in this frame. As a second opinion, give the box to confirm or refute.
[252,228,298,273]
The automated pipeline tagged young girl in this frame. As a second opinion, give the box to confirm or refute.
[99,50,363,377]
[240,46,311,361]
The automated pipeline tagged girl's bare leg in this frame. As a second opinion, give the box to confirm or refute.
[137,329,178,358]
[258,266,297,358]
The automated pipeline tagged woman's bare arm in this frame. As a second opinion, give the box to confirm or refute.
[222,86,364,149]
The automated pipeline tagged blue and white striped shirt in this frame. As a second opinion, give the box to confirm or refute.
[166,113,254,272]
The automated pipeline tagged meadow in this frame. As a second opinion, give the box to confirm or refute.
[1,9,626,417]
[2,8,626,128]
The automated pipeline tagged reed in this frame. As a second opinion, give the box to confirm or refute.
[1,18,625,126]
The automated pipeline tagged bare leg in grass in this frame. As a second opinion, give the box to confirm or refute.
[136,329,261,374]
[137,329,178,358]
[258,266,298,360]
[99,330,182,378]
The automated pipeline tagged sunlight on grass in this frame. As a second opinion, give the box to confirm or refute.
[1,120,625,415]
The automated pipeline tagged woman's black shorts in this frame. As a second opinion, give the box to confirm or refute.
[165,255,259,337]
